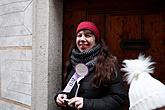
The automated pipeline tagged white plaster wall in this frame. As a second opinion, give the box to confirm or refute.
[0,0,32,109]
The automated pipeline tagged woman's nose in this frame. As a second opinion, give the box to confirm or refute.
[80,34,86,41]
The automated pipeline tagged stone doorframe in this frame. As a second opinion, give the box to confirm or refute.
[32,0,63,110]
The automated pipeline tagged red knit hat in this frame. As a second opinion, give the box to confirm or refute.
[76,21,100,41]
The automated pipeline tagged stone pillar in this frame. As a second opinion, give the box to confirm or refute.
[32,0,63,110]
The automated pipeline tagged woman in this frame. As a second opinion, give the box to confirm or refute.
[55,21,127,110]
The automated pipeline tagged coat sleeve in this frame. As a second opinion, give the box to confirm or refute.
[82,71,127,110]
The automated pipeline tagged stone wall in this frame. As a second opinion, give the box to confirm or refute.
[0,0,33,110]
[0,0,63,110]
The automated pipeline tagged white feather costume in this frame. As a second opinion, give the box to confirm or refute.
[122,54,165,110]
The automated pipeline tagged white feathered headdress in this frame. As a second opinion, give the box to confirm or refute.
[122,54,165,110]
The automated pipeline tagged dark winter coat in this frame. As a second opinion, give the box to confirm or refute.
[59,64,127,110]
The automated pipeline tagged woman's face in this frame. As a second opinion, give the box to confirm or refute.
[76,30,96,52]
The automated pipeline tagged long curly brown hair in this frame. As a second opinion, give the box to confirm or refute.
[92,39,119,88]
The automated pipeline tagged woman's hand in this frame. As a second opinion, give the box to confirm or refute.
[56,94,67,107]
[68,97,83,110]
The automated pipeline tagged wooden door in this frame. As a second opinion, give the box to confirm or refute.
[63,11,165,80]
[63,1,165,109]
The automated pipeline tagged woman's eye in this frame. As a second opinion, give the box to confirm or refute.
[77,34,82,37]
[85,35,90,37]
[85,34,93,37]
